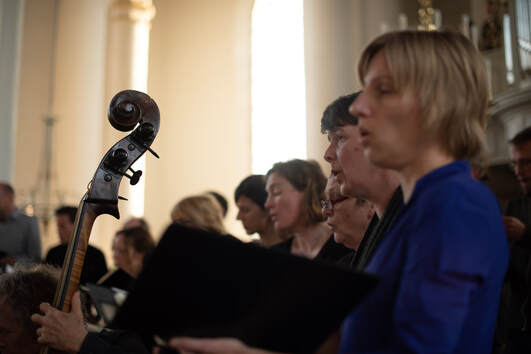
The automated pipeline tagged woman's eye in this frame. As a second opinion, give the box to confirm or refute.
[355,199,367,206]
[377,84,394,95]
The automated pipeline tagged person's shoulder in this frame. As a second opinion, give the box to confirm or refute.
[11,209,38,224]
[410,172,505,248]
[405,176,508,274]
[45,244,67,264]
[98,268,135,291]
[87,244,106,257]
[48,244,65,252]
[418,169,498,214]
[320,235,351,258]
[506,194,530,208]
[270,236,293,252]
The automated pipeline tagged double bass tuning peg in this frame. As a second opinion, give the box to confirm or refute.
[122,167,142,185]
[131,123,160,159]
[145,145,159,159]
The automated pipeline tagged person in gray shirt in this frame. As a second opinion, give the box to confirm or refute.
[0,182,41,262]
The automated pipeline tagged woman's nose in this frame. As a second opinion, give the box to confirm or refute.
[350,91,369,119]
[265,196,272,209]
[324,143,336,163]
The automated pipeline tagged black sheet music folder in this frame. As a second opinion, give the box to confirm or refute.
[112,224,378,353]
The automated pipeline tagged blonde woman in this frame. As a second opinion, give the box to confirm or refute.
[340,29,508,353]
[171,194,227,235]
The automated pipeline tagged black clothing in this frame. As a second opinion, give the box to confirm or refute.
[350,187,404,271]
[45,244,108,285]
[111,224,377,353]
[337,251,355,269]
[271,234,351,264]
[80,330,149,354]
[98,268,136,291]
[506,195,531,249]
[495,195,531,353]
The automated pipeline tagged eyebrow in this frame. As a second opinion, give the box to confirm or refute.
[328,127,344,137]
[266,182,280,191]
[363,74,393,86]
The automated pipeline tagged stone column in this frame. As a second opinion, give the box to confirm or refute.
[105,0,156,221]
[0,0,24,182]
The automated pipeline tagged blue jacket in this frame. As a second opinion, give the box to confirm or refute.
[340,161,509,353]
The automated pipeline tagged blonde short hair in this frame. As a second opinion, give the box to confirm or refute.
[171,194,226,234]
[358,30,489,164]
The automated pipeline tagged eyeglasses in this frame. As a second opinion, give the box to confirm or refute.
[320,196,348,212]
[510,159,531,171]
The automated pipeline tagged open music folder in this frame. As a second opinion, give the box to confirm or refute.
[111,224,378,353]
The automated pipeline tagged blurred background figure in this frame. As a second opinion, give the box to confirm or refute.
[99,226,155,291]
[171,194,227,235]
[234,175,286,247]
[0,182,41,262]
[206,191,229,219]
[45,206,107,285]
[122,216,150,232]
[267,159,350,263]
[322,175,374,251]
[498,126,531,353]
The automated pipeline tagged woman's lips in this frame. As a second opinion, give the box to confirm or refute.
[358,127,370,146]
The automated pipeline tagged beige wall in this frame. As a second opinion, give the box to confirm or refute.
[304,0,364,174]
[145,0,253,240]
[16,0,110,255]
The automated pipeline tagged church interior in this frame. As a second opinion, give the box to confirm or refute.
[2,1,531,353]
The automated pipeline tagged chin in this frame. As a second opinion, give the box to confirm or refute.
[333,233,344,244]
[275,224,291,234]
[368,154,395,170]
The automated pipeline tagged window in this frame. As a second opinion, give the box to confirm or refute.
[251,0,306,174]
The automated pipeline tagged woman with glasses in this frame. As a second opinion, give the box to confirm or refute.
[322,174,374,252]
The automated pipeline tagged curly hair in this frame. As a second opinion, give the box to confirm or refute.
[0,263,59,340]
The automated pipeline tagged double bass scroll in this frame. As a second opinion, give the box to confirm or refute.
[41,90,160,354]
